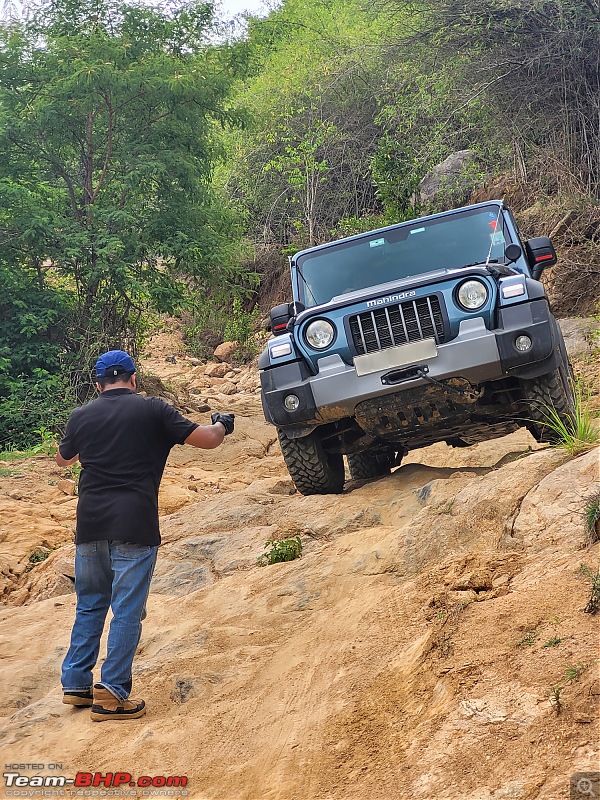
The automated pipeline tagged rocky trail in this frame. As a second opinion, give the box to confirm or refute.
[0,322,599,800]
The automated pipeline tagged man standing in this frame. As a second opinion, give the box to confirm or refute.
[56,349,234,721]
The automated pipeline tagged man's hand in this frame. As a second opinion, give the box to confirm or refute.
[211,412,235,436]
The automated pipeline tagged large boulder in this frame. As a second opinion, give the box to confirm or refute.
[213,341,238,363]
[204,362,230,379]
[418,150,481,206]
[558,317,600,358]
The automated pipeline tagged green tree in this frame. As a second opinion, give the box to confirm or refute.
[0,0,242,344]
[0,0,244,446]
[377,0,600,194]
[221,0,386,250]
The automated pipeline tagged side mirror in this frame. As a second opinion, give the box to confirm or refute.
[504,243,522,263]
[525,236,557,279]
[269,303,293,336]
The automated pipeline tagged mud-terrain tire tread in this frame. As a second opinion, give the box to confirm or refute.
[278,429,345,495]
[347,450,397,481]
[520,364,576,444]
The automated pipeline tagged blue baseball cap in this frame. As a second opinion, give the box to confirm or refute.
[95,350,136,378]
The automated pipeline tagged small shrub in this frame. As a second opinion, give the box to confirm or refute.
[31,426,58,456]
[27,548,51,568]
[546,684,563,715]
[583,491,600,545]
[66,462,82,494]
[435,498,456,515]
[258,535,303,566]
[545,664,589,715]
[224,297,258,343]
[0,427,58,460]
[224,297,261,362]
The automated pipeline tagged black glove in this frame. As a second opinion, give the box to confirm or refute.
[211,412,235,436]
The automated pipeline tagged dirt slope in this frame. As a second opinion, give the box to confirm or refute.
[0,328,598,800]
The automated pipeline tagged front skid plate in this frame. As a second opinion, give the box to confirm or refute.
[354,379,519,443]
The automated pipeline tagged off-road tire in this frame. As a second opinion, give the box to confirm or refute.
[347,449,398,481]
[278,428,345,495]
[520,364,576,444]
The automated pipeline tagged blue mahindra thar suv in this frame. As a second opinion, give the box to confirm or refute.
[259,200,575,494]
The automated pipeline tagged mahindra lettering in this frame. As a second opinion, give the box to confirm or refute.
[259,201,575,494]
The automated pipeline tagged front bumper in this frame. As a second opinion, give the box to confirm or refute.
[261,303,559,430]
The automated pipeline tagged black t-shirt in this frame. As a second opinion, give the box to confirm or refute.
[59,389,198,545]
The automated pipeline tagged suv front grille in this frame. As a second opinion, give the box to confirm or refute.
[349,296,445,355]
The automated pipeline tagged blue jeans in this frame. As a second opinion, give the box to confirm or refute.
[61,540,157,701]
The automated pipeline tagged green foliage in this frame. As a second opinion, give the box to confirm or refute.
[222,0,389,246]
[28,548,51,566]
[583,491,600,546]
[258,535,303,566]
[19,1,239,306]
[0,256,74,449]
[412,0,600,193]
[546,684,563,714]
[546,662,589,714]
[0,425,59,458]
[219,0,600,274]
[542,636,562,648]
[0,0,247,447]
[538,381,600,456]
[224,297,260,360]
[0,367,72,451]
[583,569,600,615]
[65,462,82,495]
[563,663,590,683]
[182,307,228,360]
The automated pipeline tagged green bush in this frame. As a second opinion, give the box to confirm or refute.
[258,535,303,566]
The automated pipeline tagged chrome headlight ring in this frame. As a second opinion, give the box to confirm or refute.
[456,279,488,311]
[304,319,336,350]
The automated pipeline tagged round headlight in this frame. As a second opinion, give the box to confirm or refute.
[457,279,488,311]
[305,319,335,350]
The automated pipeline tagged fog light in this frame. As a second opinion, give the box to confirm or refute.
[284,394,300,412]
[515,334,532,352]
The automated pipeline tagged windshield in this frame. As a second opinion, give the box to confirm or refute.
[296,205,512,307]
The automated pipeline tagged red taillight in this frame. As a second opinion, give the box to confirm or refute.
[535,254,554,262]
[273,323,288,331]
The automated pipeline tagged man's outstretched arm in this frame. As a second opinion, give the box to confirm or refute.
[184,413,234,449]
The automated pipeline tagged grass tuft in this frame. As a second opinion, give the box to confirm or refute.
[537,381,600,456]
